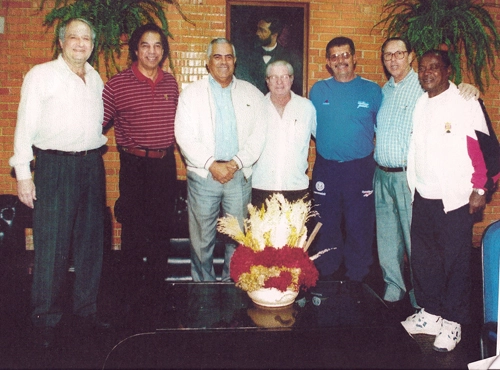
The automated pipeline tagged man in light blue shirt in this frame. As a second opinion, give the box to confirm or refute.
[310,37,382,283]
[374,37,478,314]
[175,38,266,281]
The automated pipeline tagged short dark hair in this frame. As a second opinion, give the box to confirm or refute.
[381,37,412,54]
[325,36,355,58]
[259,16,283,36]
[129,23,170,68]
[419,49,452,69]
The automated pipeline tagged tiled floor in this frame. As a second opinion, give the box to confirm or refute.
[0,245,486,369]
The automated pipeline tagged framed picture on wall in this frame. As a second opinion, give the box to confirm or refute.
[226,0,309,96]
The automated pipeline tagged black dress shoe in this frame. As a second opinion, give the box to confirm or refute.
[34,326,55,349]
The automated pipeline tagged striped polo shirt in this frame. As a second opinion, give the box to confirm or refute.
[102,62,179,149]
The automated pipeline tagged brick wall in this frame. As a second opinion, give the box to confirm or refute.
[1,0,500,249]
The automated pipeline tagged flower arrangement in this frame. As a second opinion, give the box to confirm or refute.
[217,194,321,293]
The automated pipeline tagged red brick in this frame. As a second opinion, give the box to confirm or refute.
[3,2,32,8]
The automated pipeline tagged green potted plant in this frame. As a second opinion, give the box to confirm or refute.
[375,0,500,92]
[40,0,193,77]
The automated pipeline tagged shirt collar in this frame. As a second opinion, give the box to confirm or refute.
[388,68,416,88]
[208,74,235,90]
[56,54,94,78]
[265,90,296,101]
[131,61,164,86]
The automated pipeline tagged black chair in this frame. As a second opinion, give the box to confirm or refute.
[0,194,32,253]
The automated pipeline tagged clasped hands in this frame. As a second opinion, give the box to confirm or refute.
[209,160,239,184]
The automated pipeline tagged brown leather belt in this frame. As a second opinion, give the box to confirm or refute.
[119,146,171,159]
[378,165,406,173]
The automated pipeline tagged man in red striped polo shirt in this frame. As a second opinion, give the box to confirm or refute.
[103,24,179,298]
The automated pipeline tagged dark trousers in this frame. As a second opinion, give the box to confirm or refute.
[411,192,473,324]
[116,148,176,268]
[312,154,375,281]
[31,151,105,328]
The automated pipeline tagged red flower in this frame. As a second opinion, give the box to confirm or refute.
[264,271,293,291]
[230,245,319,292]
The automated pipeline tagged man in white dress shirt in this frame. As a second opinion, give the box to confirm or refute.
[251,60,316,208]
[10,18,108,349]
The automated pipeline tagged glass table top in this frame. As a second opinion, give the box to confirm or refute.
[102,281,422,369]
[158,280,394,331]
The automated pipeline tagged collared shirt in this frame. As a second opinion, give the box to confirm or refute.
[262,44,277,64]
[209,75,239,161]
[10,54,107,180]
[375,69,423,168]
[175,76,266,179]
[252,91,316,191]
[102,62,179,149]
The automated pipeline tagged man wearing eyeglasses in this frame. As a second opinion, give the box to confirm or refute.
[175,38,266,281]
[374,38,479,316]
[251,60,316,208]
[309,37,382,286]
[10,18,108,349]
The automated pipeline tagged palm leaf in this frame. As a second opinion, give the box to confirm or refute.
[373,0,500,92]
[39,0,194,78]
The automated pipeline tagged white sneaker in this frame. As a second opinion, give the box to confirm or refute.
[401,308,443,335]
[433,319,461,352]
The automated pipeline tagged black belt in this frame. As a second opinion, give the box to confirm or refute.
[378,165,406,173]
[118,146,172,159]
[35,147,103,156]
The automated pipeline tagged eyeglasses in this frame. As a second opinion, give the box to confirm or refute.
[267,75,292,82]
[383,50,408,61]
[328,51,352,62]
[417,64,443,73]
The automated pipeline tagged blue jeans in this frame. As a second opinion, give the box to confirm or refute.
[187,170,251,282]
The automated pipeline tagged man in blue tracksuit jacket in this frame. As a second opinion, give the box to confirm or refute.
[310,36,382,282]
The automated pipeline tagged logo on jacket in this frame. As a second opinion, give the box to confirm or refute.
[357,101,369,109]
[314,181,326,196]
[362,190,373,198]
[323,100,330,105]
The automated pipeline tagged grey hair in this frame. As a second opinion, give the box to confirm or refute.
[207,38,236,59]
[59,18,96,43]
[266,60,294,77]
